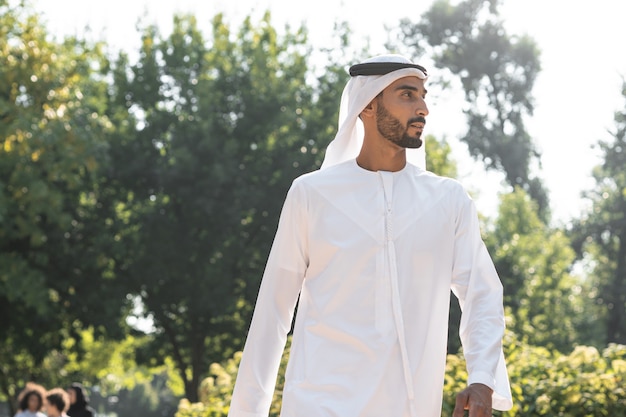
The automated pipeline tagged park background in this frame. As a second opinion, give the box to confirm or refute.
[1,0,625,415]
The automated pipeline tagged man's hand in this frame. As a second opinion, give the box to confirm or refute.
[452,383,493,417]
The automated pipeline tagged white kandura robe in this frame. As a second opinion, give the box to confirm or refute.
[228,159,512,417]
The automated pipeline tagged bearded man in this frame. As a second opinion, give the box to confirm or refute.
[227,54,513,417]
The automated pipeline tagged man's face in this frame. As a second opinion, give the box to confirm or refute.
[375,76,428,149]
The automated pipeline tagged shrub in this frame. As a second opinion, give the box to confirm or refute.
[177,337,626,417]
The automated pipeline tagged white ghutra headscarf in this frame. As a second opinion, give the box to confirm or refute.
[321,54,428,170]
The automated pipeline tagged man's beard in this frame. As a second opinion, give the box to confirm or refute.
[376,101,425,149]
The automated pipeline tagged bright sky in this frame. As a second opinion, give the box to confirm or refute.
[30,0,626,226]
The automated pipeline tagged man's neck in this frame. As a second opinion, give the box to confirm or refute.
[356,143,407,172]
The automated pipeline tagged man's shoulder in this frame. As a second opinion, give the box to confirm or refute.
[289,161,469,199]
[292,160,356,187]
[417,169,473,205]
[409,164,463,188]
[421,169,464,187]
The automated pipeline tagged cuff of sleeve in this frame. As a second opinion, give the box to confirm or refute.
[467,370,496,391]
[468,370,513,411]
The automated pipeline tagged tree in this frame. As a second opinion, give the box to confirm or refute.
[106,12,344,402]
[395,0,549,220]
[0,1,128,411]
[571,79,626,345]
[482,188,586,351]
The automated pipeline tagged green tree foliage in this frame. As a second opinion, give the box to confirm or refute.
[9,0,625,411]
[96,372,179,417]
[106,12,345,401]
[396,0,549,220]
[175,339,290,417]
[485,188,583,351]
[0,1,127,411]
[571,80,626,345]
[425,134,457,179]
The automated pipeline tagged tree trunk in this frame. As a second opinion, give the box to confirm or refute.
[606,227,626,344]
[186,322,204,404]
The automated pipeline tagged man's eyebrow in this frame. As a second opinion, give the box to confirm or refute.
[394,85,427,95]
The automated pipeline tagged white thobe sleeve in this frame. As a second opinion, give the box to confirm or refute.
[228,180,308,417]
[450,192,513,411]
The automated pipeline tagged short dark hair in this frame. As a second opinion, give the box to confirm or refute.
[17,382,46,411]
[46,388,70,413]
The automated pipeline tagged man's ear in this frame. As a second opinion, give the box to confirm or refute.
[360,98,377,119]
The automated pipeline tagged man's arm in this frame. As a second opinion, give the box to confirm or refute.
[228,181,308,417]
[450,190,512,412]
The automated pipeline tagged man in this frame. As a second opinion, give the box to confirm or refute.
[227,54,512,417]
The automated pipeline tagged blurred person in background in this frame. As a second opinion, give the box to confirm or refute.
[66,383,94,417]
[14,382,46,417]
[45,388,70,417]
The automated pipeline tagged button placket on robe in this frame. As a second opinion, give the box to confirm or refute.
[379,171,418,417]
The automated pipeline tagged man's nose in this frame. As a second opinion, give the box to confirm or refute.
[416,98,429,116]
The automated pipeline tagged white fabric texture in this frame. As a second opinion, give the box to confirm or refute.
[14,411,47,417]
[228,160,513,417]
[321,54,428,171]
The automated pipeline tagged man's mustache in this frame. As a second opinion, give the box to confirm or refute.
[408,116,426,125]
